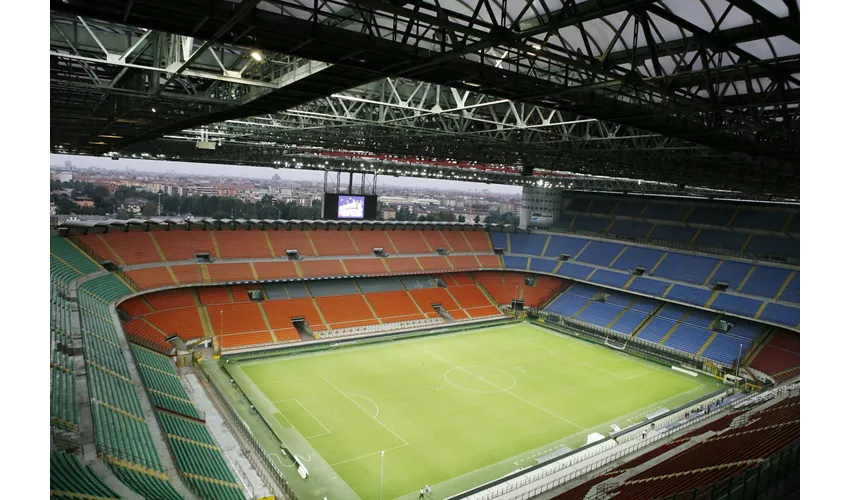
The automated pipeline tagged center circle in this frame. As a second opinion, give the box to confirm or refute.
[443,365,517,394]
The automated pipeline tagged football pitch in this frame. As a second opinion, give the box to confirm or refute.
[226,323,718,499]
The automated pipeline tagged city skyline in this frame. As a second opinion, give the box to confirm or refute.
[50,154,522,195]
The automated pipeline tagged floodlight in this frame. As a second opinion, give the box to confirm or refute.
[251,51,263,61]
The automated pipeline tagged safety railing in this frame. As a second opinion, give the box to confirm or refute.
[195,363,298,500]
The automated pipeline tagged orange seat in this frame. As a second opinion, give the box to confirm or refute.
[448,255,480,270]
[417,256,452,272]
[299,260,346,278]
[123,318,173,352]
[465,232,493,252]
[266,230,317,257]
[408,288,462,315]
[197,286,233,305]
[101,232,163,265]
[448,285,492,309]
[476,255,503,269]
[439,231,472,253]
[314,295,378,329]
[207,263,254,282]
[214,230,273,259]
[365,291,426,323]
[143,289,198,310]
[342,259,388,275]
[385,231,431,254]
[119,297,153,317]
[152,231,216,261]
[307,230,358,256]
[385,257,422,273]
[349,230,394,255]
[170,264,205,285]
[230,284,258,302]
[263,298,325,331]
[207,302,269,336]
[420,231,449,252]
[125,267,175,290]
[75,234,121,263]
[253,261,299,280]
[144,308,206,341]
[219,331,273,349]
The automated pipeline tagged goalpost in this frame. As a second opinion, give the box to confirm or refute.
[603,333,629,351]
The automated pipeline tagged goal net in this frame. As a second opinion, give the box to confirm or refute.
[604,334,629,351]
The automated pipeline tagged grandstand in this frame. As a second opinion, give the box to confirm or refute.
[48,1,800,493]
[52,208,799,499]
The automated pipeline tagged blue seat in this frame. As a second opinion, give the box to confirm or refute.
[684,309,718,329]
[575,241,625,266]
[567,282,600,299]
[509,233,548,255]
[643,202,691,222]
[573,215,611,233]
[732,210,789,231]
[711,293,763,317]
[589,269,630,288]
[739,266,793,298]
[638,317,677,343]
[544,235,591,258]
[503,256,529,270]
[611,310,649,335]
[664,325,713,354]
[557,262,594,280]
[546,293,591,317]
[665,284,713,307]
[613,200,647,217]
[650,225,698,245]
[657,303,690,322]
[759,303,800,327]
[611,246,665,272]
[589,199,618,215]
[576,301,625,327]
[710,261,753,289]
[629,296,661,314]
[747,235,799,258]
[628,277,670,296]
[608,220,653,239]
[694,229,748,252]
[530,258,558,273]
[779,273,799,303]
[489,232,508,251]
[564,197,592,213]
[701,334,750,365]
[687,206,736,226]
[653,253,720,285]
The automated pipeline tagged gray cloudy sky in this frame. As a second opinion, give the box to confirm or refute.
[51,154,522,195]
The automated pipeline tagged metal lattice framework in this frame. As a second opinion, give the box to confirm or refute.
[50,0,800,198]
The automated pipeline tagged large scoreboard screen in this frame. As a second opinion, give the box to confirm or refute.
[322,194,378,220]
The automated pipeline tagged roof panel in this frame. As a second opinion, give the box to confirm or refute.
[661,0,716,32]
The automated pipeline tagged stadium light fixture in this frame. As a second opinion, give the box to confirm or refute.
[251,51,263,61]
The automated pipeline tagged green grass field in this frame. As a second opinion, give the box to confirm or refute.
[227,323,717,499]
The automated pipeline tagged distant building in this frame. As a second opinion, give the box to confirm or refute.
[382,209,397,219]
[73,196,94,208]
[57,172,73,183]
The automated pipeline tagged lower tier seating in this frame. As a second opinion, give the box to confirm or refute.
[750,329,800,381]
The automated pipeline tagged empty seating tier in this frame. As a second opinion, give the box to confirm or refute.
[213,230,273,259]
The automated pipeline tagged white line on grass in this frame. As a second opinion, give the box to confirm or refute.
[411,343,587,431]
[320,375,410,447]
[272,398,333,438]
[346,392,380,418]
[329,443,408,467]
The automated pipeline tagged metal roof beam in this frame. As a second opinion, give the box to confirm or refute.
[727,0,799,43]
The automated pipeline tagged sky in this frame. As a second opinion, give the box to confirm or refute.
[51,154,522,195]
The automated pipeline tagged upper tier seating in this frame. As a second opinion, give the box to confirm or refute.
[265,230,316,257]
[253,261,300,280]
[214,230,273,259]
[349,230,394,255]
[386,230,433,253]
[342,257,390,275]
[306,229,359,256]
[151,231,216,261]
[557,194,798,261]
[125,267,175,290]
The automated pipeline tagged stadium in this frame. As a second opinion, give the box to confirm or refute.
[49,1,801,500]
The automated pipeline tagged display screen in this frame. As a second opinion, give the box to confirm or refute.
[337,195,366,219]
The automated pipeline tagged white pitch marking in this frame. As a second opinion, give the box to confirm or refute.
[346,392,380,419]
[329,443,408,467]
[412,343,586,430]
[320,375,409,446]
